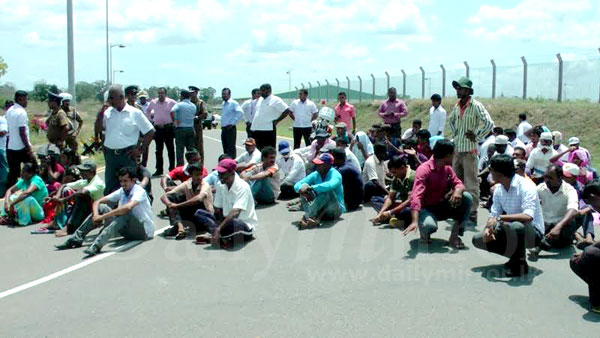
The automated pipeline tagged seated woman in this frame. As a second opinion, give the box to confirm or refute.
[38,147,65,194]
[551,148,596,184]
[0,163,49,226]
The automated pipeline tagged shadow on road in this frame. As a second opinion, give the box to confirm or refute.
[569,295,600,322]
[471,264,543,286]
[404,238,451,259]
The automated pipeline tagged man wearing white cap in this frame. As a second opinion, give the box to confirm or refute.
[568,137,592,164]
[59,92,83,151]
[526,132,558,184]
[493,135,513,157]
[552,131,570,162]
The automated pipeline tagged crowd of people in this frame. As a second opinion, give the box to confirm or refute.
[2,76,600,312]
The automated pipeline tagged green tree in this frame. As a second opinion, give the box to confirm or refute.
[0,56,7,78]
[199,87,216,102]
[75,80,107,102]
[30,81,59,101]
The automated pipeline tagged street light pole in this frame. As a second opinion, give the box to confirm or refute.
[105,0,109,86]
[109,43,125,84]
[113,70,124,84]
[67,0,75,101]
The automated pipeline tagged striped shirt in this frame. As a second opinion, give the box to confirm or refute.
[448,97,494,153]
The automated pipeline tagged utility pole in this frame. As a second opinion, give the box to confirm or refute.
[67,0,75,101]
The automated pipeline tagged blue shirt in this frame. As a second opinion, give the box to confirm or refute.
[172,99,197,128]
[221,99,243,127]
[294,167,346,213]
[203,170,219,187]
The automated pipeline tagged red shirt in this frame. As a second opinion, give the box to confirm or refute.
[416,143,432,159]
[410,159,465,211]
[167,165,208,182]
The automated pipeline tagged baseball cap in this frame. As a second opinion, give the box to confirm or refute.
[494,135,509,145]
[562,163,580,177]
[335,122,347,129]
[137,90,149,99]
[312,153,334,165]
[188,86,200,92]
[76,159,97,172]
[568,137,580,146]
[314,129,329,138]
[278,140,290,154]
[244,138,256,146]
[216,159,237,173]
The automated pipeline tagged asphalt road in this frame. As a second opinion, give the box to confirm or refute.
[0,129,598,337]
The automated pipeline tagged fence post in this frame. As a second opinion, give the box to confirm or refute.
[358,76,363,103]
[556,53,563,102]
[385,71,390,91]
[401,69,406,98]
[464,61,470,78]
[316,81,321,101]
[346,76,351,102]
[336,78,340,101]
[295,86,298,92]
[308,82,312,98]
[521,56,527,100]
[419,67,425,99]
[370,74,376,102]
[440,64,446,97]
[490,59,496,99]
[301,83,304,89]
[598,48,600,104]
[325,79,330,102]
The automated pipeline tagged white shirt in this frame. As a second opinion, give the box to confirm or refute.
[490,175,545,235]
[478,145,514,171]
[537,181,579,225]
[276,153,306,185]
[428,106,447,136]
[103,104,154,150]
[251,95,289,131]
[236,149,262,166]
[361,155,387,185]
[106,184,155,238]
[241,98,258,123]
[401,128,420,141]
[138,102,149,116]
[344,148,361,171]
[554,144,570,162]
[214,175,258,229]
[479,135,496,158]
[526,147,558,178]
[289,98,318,128]
[0,115,7,150]
[6,103,29,150]
[517,121,532,144]
[510,137,526,151]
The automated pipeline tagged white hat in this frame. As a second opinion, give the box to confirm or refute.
[540,132,553,142]
[59,92,73,104]
[494,135,509,145]
[568,137,580,146]
[552,131,562,144]
[562,163,580,177]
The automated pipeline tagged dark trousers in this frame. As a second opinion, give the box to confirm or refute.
[175,127,196,166]
[390,122,401,139]
[473,221,542,266]
[371,197,412,223]
[246,122,253,139]
[195,209,253,243]
[542,220,579,249]
[221,125,237,158]
[104,147,136,195]
[7,148,30,188]
[194,123,204,163]
[154,124,175,174]
[253,130,276,150]
[571,242,600,307]
[293,127,312,149]
[363,181,387,203]
[66,194,93,234]
[167,193,206,232]
[279,183,298,200]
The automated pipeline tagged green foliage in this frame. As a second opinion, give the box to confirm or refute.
[75,80,107,102]
[29,81,59,101]
[0,56,7,78]
[0,82,15,100]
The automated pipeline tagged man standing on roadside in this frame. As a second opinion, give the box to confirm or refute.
[59,92,84,151]
[251,83,291,150]
[172,89,198,166]
[220,88,244,159]
[189,86,207,161]
[334,92,356,135]
[103,85,155,194]
[377,87,408,138]
[146,87,177,176]
[241,88,260,139]
[6,90,33,188]
[45,92,69,148]
[448,77,494,222]
[290,89,318,149]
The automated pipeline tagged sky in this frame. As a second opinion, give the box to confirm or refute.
[1,0,599,100]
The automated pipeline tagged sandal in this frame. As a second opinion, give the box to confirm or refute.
[288,205,303,212]
[195,234,212,245]
[299,218,320,229]
[286,200,300,207]
[175,227,189,240]
[31,227,56,234]
[162,226,178,237]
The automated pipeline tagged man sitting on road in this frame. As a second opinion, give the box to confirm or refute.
[160,150,204,192]
[526,132,558,184]
[472,154,544,277]
[401,119,422,142]
[362,143,389,203]
[161,163,213,240]
[276,141,305,199]
[335,136,361,171]
[332,148,363,211]
[403,139,472,249]
[529,165,579,257]
[241,146,280,205]
[293,153,345,229]
[194,159,258,249]
[56,167,155,257]
[53,160,105,237]
[235,138,262,173]
[371,156,414,228]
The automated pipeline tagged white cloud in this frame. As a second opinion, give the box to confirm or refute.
[468,0,600,48]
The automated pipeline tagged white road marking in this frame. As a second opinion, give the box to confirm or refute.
[0,225,170,300]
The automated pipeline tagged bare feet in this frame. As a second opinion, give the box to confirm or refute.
[55,228,68,237]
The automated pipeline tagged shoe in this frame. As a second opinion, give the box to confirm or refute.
[162,226,178,237]
[83,245,100,256]
[592,305,600,314]
[152,171,163,177]
[55,238,82,250]
[505,262,529,277]
[539,238,552,251]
